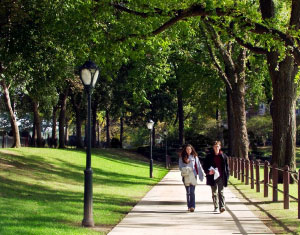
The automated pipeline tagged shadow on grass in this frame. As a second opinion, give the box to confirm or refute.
[0,175,143,233]
[0,149,161,188]
[0,148,168,233]
[229,181,297,235]
[93,149,167,171]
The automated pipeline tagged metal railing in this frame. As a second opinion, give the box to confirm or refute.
[228,157,300,219]
[0,135,29,148]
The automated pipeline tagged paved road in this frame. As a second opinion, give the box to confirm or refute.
[108,169,274,235]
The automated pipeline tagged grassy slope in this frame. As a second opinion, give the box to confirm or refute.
[0,148,168,235]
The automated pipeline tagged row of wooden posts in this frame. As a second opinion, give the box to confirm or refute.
[228,157,300,219]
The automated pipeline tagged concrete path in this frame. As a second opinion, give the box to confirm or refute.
[108,169,274,235]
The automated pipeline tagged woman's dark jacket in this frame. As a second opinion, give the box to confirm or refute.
[203,149,230,187]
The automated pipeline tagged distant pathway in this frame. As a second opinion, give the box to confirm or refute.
[108,169,274,235]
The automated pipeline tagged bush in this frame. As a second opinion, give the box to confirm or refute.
[184,130,212,152]
[137,146,168,162]
[247,115,272,149]
[111,137,122,148]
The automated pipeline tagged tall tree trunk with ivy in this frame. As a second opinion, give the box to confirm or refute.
[259,0,298,181]
[202,23,249,159]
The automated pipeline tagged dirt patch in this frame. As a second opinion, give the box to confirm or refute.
[0,149,23,157]
[104,148,148,161]
[91,225,114,233]
[0,159,16,169]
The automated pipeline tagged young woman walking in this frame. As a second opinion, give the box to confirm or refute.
[179,144,204,212]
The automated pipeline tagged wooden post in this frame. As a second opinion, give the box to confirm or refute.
[250,160,254,189]
[245,159,249,185]
[264,160,269,197]
[273,164,278,202]
[255,160,260,192]
[284,165,290,209]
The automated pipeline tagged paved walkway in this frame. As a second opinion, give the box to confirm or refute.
[108,169,274,235]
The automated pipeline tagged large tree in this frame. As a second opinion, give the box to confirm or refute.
[200,22,249,159]
[108,0,300,174]
[228,0,300,176]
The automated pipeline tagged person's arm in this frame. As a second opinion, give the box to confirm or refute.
[196,156,205,181]
[204,155,215,175]
[224,154,230,179]
[204,155,212,173]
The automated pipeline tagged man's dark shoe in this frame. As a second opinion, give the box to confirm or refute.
[220,207,225,213]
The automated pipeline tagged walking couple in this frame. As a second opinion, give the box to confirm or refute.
[179,141,230,213]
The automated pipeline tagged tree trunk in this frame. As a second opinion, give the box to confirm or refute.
[231,81,249,159]
[120,115,123,148]
[269,54,297,181]
[58,87,69,149]
[227,49,249,159]
[106,110,110,147]
[216,104,224,145]
[70,91,84,148]
[257,0,298,182]
[177,87,184,146]
[32,100,43,147]
[32,122,36,147]
[64,120,69,144]
[226,87,234,156]
[51,106,58,147]
[98,122,102,147]
[0,80,21,148]
[203,23,249,159]
[75,114,83,148]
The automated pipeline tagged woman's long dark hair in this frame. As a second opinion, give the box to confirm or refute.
[180,144,197,164]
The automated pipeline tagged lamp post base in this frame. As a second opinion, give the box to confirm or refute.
[82,169,94,227]
[82,218,95,227]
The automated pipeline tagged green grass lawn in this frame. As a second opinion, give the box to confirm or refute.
[0,147,169,235]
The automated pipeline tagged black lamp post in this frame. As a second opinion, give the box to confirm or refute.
[163,129,168,169]
[79,60,99,227]
[146,120,154,178]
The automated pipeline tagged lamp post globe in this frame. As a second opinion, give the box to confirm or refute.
[79,60,99,227]
[79,60,100,90]
[146,120,154,178]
